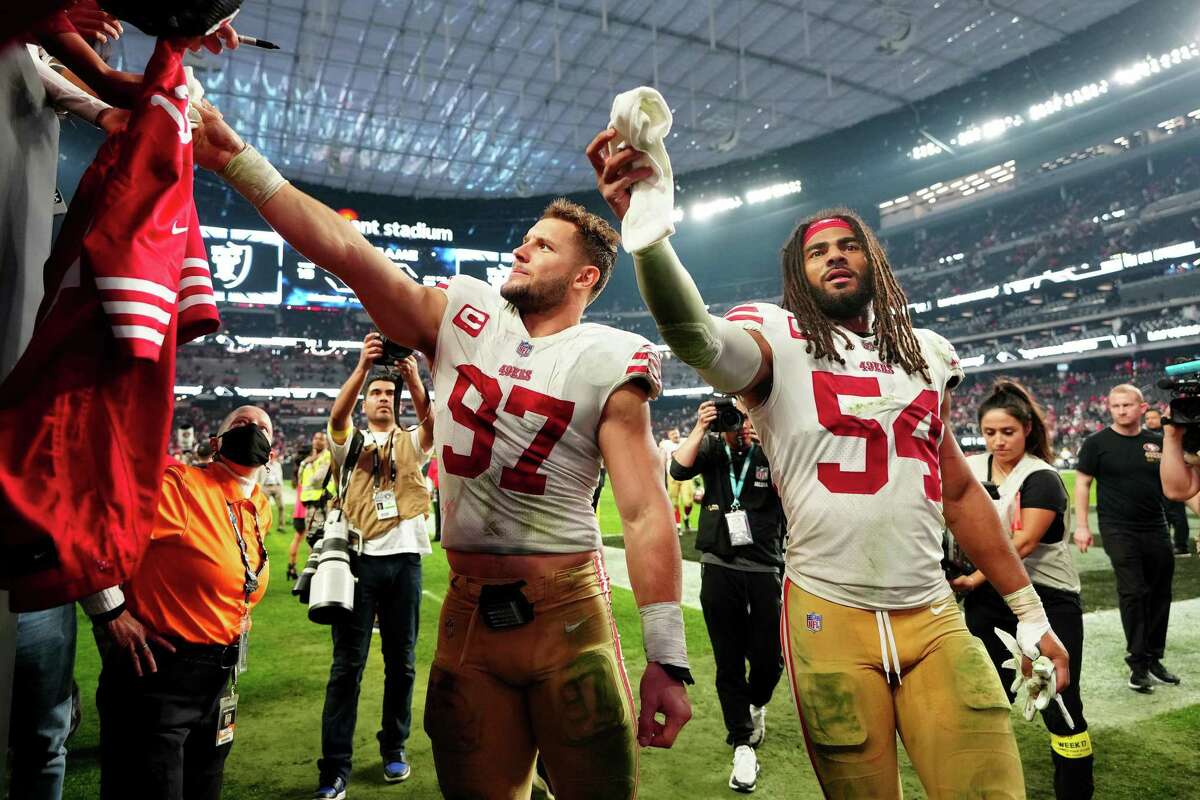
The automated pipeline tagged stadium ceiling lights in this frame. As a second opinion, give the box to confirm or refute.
[880,162,1014,211]
[908,40,1199,161]
[745,180,803,205]
[687,179,803,222]
[906,240,1200,315]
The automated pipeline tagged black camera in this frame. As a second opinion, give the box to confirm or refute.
[942,533,977,581]
[1159,367,1200,462]
[380,336,413,363]
[710,396,746,433]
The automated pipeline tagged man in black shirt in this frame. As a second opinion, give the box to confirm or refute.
[1145,408,1192,555]
[1074,384,1178,693]
[671,399,785,794]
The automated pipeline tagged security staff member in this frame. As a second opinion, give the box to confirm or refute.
[313,334,434,800]
[1074,384,1178,692]
[670,398,784,794]
[93,405,274,800]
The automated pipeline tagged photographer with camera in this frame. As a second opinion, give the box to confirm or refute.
[1074,384,1178,693]
[955,381,1092,799]
[669,398,784,793]
[1161,362,1200,519]
[1145,409,1192,555]
[312,332,434,800]
[288,431,334,581]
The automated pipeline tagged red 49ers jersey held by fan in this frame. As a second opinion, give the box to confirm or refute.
[723,302,963,611]
[433,276,661,554]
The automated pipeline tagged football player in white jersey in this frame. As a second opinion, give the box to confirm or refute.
[192,107,692,800]
[589,128,1070,799]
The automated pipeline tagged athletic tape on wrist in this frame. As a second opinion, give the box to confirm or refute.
[639,601,689,670]
[1003,584,1051,657]
[221,144,288,209]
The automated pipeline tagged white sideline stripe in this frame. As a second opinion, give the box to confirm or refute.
[101,301,171,324]
[601,543,1200,731]
[111,325,165,346]
[602,545,702,610]
[178,294,217,312]
[422,589,444,603]
[1078,596,1200,730]
[96,276,176,302]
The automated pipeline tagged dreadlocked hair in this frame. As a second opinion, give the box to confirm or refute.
[780,206,931,383]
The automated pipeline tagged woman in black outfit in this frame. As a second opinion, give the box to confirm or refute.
[952,380,1093,799]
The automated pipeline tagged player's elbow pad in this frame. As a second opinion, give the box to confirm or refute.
[658,315,762,394]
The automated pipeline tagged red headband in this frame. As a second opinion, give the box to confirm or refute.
[802,217,853,246]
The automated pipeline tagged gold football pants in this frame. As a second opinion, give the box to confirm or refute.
[425,556,639,800]
[782,579,1026,799]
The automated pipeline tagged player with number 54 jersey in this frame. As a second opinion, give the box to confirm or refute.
[189,100,694,800]
[590,124,1071,800]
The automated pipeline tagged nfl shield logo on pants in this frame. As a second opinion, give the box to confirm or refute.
[806,613,822,633]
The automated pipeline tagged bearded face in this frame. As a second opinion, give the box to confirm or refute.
[800,226,876,322]
[500,270,574,314]
[807,261,875,320]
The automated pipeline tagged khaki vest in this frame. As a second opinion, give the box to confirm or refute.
[341,429,430,541]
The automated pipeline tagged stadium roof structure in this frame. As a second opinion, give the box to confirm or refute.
[110,0,1139,199]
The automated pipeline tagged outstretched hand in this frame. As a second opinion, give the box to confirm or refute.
[191,100,245,172]
[586,128,656,222]
[637,661,692,748]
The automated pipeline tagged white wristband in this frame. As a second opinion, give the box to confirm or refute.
[1003,584,1051,658]
[221,144,288,209]
[639,601,689,669]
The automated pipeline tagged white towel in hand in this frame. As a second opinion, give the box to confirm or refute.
[608,87,675,253]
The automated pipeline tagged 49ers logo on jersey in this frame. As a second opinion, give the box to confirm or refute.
[452,304,490,337]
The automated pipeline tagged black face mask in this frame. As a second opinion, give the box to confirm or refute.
[218,424,271,467]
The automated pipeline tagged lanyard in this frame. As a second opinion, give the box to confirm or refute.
[725,443,755,511]
[370,431,397,491]
[225,502,268,604]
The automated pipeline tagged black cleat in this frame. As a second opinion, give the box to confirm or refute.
[1128,667,1155,693]
[1149,661,1181,685]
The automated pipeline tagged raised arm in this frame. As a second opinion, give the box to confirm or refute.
[670,402,715,476]
[598,383,692,748]
[192,103,446,356]
[1161,423,1200,502]
[586,130,767,396]
[398,356,435,453]
[329,333,381,444]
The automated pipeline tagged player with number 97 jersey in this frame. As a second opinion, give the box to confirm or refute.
[433,274,662,554]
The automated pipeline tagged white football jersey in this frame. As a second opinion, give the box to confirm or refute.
[724,302,964,610]
[433,277,661,554]
[658,439,680,477]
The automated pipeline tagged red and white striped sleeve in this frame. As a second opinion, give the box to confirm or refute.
[620,342,663,399]
[722,303,764,327]
[177,206,220,345]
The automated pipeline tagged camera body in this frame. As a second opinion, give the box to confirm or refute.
[710,396,746,433]
[1159,372,1200,463]
[380,336,413,363]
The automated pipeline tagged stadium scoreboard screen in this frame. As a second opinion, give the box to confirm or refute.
[200,210,513,308]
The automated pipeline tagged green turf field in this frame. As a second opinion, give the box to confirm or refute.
[60,477,1200,799]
